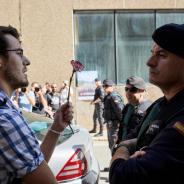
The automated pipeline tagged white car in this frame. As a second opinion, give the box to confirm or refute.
[23,111,100,184]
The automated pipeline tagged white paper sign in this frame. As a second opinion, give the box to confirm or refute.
[77,71,98,100]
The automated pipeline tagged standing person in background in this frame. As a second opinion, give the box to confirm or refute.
[103,79,124,151]
[15,87,35,112]
[31,82,48,115]
[60,80,73,105]
[46,83,61,113]
[117,76,152,142]
[42,82,52,95]
[89,78,104,137]
[0,25,73,183]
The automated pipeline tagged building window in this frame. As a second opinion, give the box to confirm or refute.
[116,11,154,83]
[156,10,184,27]
[74,11,115,82]
[74,10,184,84]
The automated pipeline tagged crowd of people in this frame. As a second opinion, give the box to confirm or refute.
[89,76,151,150]
[11,80,73,119]
[0,22,184,184]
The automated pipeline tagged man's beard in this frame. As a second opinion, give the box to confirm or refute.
[5,70,29,89]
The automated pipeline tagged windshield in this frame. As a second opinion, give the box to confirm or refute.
[29,121,79,144]
[22,110,80,144]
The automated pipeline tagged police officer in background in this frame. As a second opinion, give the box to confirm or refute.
[117,76,152,143]
[109,23,184,184]
[103,79,124,151]
[89,78,104,137]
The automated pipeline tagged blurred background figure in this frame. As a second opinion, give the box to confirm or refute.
[60,80,73,105]
[46,83,61,113]
[103,79,124,151]
[15,87,35,112]
[89,78,104,137]
[31,82,49,115]
[117,76,152,143]
[42,82,52,95]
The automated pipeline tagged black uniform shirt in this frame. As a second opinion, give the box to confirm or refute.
[93,86,104,102]
[103,91,124,121]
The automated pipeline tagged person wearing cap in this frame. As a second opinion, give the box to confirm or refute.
[117,76,152,143]
[60,80,73,105]
[109,23,184,184]
[89,78,104,136]
[102,79,124,151]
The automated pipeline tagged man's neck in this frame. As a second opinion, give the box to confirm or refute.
[162,86,184,100]
[0,81,13,97]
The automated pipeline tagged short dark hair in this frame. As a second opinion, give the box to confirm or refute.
[0,25,19,57]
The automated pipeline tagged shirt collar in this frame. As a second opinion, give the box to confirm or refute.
[0,89,20,112]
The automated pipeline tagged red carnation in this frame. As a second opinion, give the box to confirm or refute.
[71,60,84,72]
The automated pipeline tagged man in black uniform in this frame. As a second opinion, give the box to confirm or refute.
[103,79,124,151]
[89,78,104,136]
[117,76,152,143]
[109,23,184,184]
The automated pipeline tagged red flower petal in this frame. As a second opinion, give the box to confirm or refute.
[71,60,84,72]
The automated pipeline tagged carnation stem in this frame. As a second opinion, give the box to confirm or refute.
[67,71,74,102]
[67,70,75,134]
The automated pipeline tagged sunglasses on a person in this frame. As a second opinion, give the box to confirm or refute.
[103,85,109,88]
[125,86,138,93]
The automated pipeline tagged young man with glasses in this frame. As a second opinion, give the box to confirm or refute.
[0,26,73,184]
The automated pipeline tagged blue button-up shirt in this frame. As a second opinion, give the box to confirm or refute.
[0,90,44,184]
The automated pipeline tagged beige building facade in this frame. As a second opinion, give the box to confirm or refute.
[0,0,184,127]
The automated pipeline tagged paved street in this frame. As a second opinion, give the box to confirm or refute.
[91,131,111,184]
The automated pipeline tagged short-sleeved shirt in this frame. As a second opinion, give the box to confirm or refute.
[93,86,104,102]
[18,91,35,112]
[0,90,44,184]
[60,87,73,105]
[47,92,61,112]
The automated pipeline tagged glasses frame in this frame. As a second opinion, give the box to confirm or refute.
[5,48,23,57]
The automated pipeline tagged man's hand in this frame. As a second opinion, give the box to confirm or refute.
[130,150,146,158]
[90,101,94,105]
[110,146,130,166]
[52,102,73,132]
[41,102,73,162]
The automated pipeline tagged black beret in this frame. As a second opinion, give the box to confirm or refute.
[152,23,184,58]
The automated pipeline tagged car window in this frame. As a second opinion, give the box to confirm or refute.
[22,110,79,144]
[29,121,79,144]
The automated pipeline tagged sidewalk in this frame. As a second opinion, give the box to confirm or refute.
[77,119,108,141]
[90,130,108,141]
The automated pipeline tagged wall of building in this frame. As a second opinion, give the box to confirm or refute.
[0,0,183,128]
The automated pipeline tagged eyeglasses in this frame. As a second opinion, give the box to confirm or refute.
[5,48,23,57]
[125,87,138,93]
